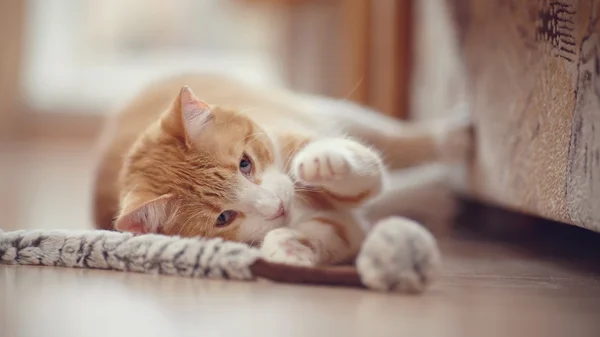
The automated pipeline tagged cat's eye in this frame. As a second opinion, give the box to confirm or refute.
[239,154,253,176]
[216,210,238,227]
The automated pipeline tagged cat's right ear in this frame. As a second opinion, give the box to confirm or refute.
[114,194,174,234]
[162,85,213,142]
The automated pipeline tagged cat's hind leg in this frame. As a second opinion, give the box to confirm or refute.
[309,97,473,170]
[291,138,385,207]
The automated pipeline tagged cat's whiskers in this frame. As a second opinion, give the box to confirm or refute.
[341,77,364,102]
[234,132,267,155]
[292,189,316,202]
[281,146,299,172]
[246,237,262,247]
[342,76,365,101]
[176,204,208,237]
[283,148,295,168]
[237,107,260,114]
[178,213,196,236]
[244,132,267,145]
[293,194,310,203]
[294,189,318,198]
[225,111,250,123]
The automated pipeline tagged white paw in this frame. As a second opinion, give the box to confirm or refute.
[435,110,474,163]
[260,228,317,267]
[292,141,351,185]
[356,217,441,293]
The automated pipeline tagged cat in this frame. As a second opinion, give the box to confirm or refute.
[92,73,471,267]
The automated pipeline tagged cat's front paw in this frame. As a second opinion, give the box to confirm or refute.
[292,141,351,185]
[291,139,384,200]
[261,228,317,267]
[435,111,474,163]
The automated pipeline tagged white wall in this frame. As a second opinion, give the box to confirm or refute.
[20,0,285,114]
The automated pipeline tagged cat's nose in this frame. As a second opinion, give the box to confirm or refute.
[266,202,285,221]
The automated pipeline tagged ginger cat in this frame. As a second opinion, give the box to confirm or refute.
[92,73,470,267]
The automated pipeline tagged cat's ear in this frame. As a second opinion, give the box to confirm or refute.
[162,85,213,142]
[179,85,213,140]
[114,194,174,234]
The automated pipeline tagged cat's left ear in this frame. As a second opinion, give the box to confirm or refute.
[162,85,213,142]
[179,85,213,140]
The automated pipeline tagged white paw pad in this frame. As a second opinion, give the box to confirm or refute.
[261,229,317,267]
[292,145,351,184]
[356,217,441,293]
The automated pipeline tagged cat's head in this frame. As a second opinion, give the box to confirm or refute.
[114,86,294,244]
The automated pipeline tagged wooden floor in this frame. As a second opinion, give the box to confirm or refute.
[1,141,600,337]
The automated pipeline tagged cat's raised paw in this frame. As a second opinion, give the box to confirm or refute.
[260,228,317,267]
[292,144,351,184]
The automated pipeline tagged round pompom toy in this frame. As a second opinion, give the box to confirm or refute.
[357,217,441,292]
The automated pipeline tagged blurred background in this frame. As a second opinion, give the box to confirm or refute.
[0,0,464,231]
